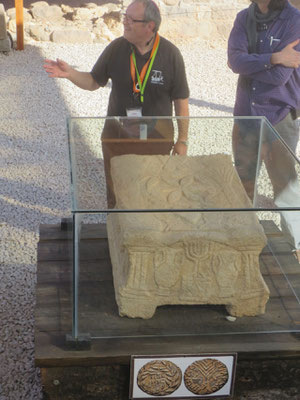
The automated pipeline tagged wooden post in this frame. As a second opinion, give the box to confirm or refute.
[15,0,24,50]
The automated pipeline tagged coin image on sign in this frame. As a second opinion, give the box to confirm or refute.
[137,360,182,396]
[184,358,229,395]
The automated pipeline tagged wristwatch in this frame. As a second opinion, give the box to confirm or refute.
[178,140,188,146]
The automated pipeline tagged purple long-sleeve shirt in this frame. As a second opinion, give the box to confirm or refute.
[228,2,300,126]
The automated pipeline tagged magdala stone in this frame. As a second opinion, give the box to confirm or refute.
[107,154,269,319]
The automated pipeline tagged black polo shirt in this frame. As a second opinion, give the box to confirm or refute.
[91,36,189,116]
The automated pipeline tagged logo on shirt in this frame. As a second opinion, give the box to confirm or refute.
[151,70,164,85]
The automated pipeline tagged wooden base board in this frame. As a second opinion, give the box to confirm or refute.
[35,221,300,399]
[40,358,300,400]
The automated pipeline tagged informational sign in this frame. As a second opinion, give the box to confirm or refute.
[130,353,237,399]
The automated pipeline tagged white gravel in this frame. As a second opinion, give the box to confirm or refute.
[0,38,290,399]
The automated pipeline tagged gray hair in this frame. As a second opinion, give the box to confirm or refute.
[133,0,161,31]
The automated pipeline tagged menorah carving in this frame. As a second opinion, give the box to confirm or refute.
[107,154,269,319]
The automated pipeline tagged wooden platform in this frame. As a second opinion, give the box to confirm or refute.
[35,220,300,367]
[35,220,300,399]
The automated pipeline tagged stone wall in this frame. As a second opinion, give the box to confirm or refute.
[158,0,249,43]
[3,0,300,45]
[3,0,248,44]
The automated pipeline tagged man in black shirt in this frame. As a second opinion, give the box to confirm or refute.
[44,0,189,207]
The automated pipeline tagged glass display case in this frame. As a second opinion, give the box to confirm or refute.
[67,116,300,343]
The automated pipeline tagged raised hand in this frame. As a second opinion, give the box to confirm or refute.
[43,58,73,78]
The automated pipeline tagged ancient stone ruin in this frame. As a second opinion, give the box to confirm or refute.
[107,154,270,319]
[0,0,253,45]
[0,3,12,51]
[4,0,300,45]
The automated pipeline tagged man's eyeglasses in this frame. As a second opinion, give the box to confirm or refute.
[122,13,147,23]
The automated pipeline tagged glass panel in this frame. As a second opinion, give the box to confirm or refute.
[60,216,74,337]
[67,116,300,339]
[76,210,300,339]
[68,116,300,212]
[72,213,83,338]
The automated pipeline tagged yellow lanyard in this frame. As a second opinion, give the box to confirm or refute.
[130,33,160,103]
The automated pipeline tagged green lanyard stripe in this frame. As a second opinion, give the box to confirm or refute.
[131,38,160,103]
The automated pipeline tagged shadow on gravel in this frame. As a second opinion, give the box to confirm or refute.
[189,97,233,114]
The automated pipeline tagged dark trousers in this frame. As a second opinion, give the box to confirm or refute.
[232,112,299,201]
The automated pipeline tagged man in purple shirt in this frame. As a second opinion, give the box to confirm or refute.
[228,0,300,249]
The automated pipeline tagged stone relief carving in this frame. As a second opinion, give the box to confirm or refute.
[137,360,182,396]
[184,359,229,395]
[107,154,269,319]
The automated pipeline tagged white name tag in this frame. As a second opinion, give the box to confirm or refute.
[126,107,142,117]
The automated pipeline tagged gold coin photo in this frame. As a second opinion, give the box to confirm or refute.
[137,360,182,396]
[184,358,229,395]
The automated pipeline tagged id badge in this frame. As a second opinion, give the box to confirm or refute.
[126,107,142,117]
[139,124,147,140]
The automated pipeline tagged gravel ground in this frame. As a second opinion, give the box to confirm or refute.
[0,39,299,399]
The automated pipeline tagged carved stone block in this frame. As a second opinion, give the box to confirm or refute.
[107,154,269,319]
